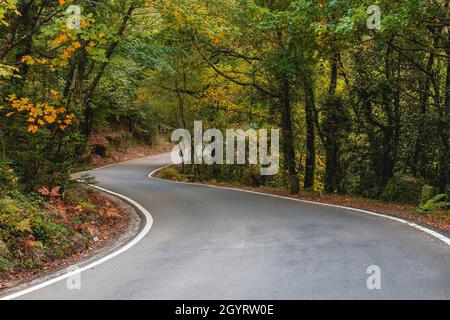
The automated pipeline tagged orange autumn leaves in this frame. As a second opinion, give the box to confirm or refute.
[4,93,75,134]
[2,1,104,135]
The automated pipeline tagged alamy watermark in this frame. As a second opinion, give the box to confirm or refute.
[367,5,381,30]
[66,265,82,290]
[171,121,280,176]
[66,5,81,30]
[366,265,381,290]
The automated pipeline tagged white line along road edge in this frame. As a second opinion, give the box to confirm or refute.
[149,166,450,247]
[0,185,154,301]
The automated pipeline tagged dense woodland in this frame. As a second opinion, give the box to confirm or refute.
[0,0,449,202]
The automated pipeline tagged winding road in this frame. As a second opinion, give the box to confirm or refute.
[5,153,450,299]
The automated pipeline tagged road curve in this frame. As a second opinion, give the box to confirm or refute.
[11,153,450,299]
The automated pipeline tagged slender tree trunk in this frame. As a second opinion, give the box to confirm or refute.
[324,51,340,193]
[280,77,299,194]
[175,79,187,173]
[304,79,316,189]
[329,51,338,95]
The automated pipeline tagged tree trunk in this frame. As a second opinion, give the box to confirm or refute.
[175,79,187,173]
[324,51,340,193]
[280,77,299,194]
[304,79,316,189]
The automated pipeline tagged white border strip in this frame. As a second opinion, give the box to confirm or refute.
[149,166,450,247]
[1,185,154,300]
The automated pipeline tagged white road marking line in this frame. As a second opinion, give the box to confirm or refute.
[149,166,450,247]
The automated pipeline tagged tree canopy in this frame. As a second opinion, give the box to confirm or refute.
[1,0,449,201]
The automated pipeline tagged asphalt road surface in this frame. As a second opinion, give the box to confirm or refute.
[11,153,450,299]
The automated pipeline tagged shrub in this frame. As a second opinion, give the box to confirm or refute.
[0,239,10,270]
[0,162,19,194]
[421,185,436,204]
[159,166,182,181]
[382,174,424,204]
[0,193,72,270]
[419,194,450,214]
[242,167,261,186]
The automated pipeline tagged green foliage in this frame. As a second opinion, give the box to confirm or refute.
[420,185,436,204]
[0,0,18,78]
[242,166,262,187]
[0,192,72,270]
[382,175,424,204]
[0,162,18,194]
[419,194,450,214]
[159,166,183,182]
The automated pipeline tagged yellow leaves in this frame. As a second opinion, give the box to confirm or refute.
[3,95,75,134]
[44,114,57,124]
[20,55,50,66]
[43,104,54,115]
[206,30,225,45]
[16,219,32,233]
[80,18,89,28]
[55,34,69,44]
[173,11,183,23]
[88,41,96,47]
[60,42,78,62]
[27,125,38,134]
[20,55,33,63]
[50,60,57,72]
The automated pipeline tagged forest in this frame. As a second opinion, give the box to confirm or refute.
[0,0,449,273]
